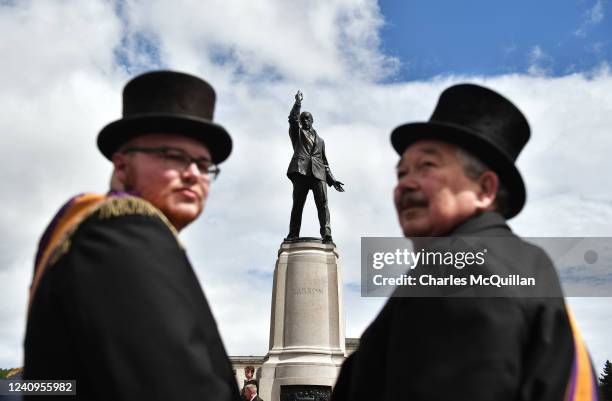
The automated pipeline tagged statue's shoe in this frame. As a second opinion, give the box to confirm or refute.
[322,235,334,245]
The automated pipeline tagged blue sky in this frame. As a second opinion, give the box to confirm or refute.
[379,0,610,80]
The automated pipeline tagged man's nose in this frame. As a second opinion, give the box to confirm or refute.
[396,171,419,190]
[182,162,206,182]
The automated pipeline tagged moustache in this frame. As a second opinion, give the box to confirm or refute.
[398,191,429,210]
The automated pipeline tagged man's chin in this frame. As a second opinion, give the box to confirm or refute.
[400,218,431,237]
[164,205,203,231]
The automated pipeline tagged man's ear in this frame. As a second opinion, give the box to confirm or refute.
[475,171,499,211]
[110,152,129,191]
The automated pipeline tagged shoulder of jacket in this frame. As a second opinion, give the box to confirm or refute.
[93,195,180,237]
[48,195,181,266]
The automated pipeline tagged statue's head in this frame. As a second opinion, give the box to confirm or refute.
[300,111,313,130]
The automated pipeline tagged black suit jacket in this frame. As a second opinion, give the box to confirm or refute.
[24,196,241,401]
[286,101,336,185]
[332,212,575,401]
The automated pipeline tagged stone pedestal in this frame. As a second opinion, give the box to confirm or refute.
[259,239,345,401]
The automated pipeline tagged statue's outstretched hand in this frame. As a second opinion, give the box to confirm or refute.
[295,90,303,103]
[333,181,345,192]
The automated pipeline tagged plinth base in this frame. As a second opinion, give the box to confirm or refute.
[279,385,331,401]
[259,240,345,401]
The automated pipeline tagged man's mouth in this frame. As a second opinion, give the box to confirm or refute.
[176,188,201,201]
[398,192,428,212]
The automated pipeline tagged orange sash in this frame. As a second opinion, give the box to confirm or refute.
[29,193,107,312]
[564,308,599,401]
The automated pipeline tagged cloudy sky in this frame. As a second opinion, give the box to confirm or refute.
[1,0,611,374]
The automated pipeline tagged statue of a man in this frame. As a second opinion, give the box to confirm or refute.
[286,90,344,244]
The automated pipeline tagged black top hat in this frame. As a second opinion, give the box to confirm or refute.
[390,83,530,219]
[98,70,232,164]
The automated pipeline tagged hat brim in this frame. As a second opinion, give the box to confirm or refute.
[97,113,232,164]
[390,121,525,219]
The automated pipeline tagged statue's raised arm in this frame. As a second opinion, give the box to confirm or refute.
[288,91,303,144]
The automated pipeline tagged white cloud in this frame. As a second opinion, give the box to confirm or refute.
[527,45,553,76]
[117,0,398,83]
[575,0,605,37]
[589,0,605,24]
[1,0,611,377]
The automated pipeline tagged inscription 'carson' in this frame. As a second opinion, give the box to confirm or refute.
[292,287,324,295]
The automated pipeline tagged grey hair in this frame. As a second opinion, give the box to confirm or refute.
[455,147,510,217]
[244,384,257,393]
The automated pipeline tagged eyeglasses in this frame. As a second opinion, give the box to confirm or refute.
[122,146,220,180]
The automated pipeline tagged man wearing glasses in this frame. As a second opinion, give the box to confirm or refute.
[112,140,220,231]
[23,71,242,401]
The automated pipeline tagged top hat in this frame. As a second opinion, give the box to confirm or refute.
[97,70,232,164]
[390,83,530,219]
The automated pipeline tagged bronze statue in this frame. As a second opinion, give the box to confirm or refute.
[285,90,344,244]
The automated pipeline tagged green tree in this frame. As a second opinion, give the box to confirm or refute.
[600,360,612,401]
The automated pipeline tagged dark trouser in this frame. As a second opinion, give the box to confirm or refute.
[288,174,331,238]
